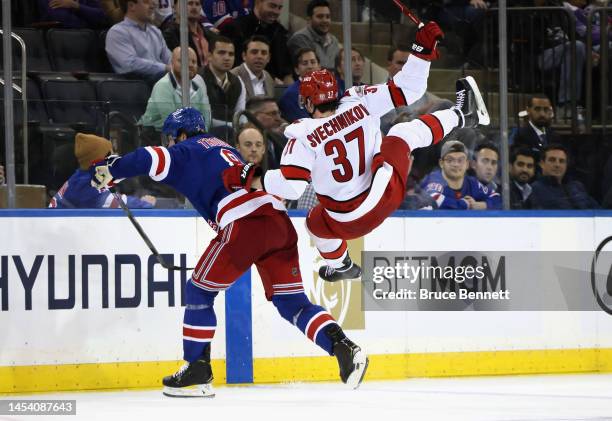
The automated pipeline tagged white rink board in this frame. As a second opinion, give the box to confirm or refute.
[0,216,221,365]
[2,214,612,366]
[252,216,611,357]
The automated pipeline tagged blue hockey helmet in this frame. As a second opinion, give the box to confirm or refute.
[162,107,206,145]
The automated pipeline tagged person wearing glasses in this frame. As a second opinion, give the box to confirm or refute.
[420,140,499,210]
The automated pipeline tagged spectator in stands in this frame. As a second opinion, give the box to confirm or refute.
[470,142,502,209]
[245,96,286,168]
[565,0,612,54]
[387,45,410,80]
[202,36,246,129]
[37,0,109,29]
[529,144,599,209]
[287,0,339,71]
[202,0,250,30]
[222,0,293,83]
[234,123,267,171]
[153,0,173,27]
[101,0,124,23]
[140,46,211,131]
[509,147,537,209]
[279,48,320,122]
[380,45,453,134]
[425,0,487,66]
[335,47,365,92]
[512,94,561,156]
[48,133,155,208]
[532,0,587,119]
[163,0,216,69]
[0,165,4,185]
[420,140,500,210]
[105,0,172,84]
[231,35,275,100]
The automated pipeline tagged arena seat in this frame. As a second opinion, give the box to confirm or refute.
[46,28,102,72]
[96,79,151,123]
[11,28,52,72]
[41,79,99,129]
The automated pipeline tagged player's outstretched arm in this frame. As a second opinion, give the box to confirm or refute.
[91,146,172,190]
[261,136,314,200]
[343,22,443,119]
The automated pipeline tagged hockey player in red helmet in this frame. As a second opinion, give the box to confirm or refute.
[298,69,339,109]
[238,22,490,282]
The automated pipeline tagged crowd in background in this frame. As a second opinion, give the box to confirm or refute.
[1,0,611,210]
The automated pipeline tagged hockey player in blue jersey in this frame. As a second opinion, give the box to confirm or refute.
[90,107,368,397]
[421,140,500,210]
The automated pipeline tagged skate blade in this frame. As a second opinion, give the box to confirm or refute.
[464,76,490,126]
[324,274,362,283]
[346,352,369,389]
[162,383,215,398]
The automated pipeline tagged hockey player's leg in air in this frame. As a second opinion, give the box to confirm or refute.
[258,19,489,282]
[90,107,368,397]
[297,76,490,283]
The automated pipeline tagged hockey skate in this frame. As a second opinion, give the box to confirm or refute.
[319,255,362,282]
[162,347,214,397]
[326,324,369,389]
[454,76,490,128]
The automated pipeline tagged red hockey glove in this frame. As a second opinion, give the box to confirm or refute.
[222,163,262,192]
[410,21,444,61]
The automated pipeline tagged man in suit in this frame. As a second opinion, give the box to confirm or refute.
[222,0,293,83]
[512,94,561,157]
[231,35,275,101]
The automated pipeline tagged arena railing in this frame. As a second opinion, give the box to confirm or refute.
[483,6,578,133]
[585,6,612,136]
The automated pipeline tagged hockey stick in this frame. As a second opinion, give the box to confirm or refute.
[392,0,424,28]
[111,190,194,271]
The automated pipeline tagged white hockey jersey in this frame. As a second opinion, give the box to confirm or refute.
[263,55,431,219]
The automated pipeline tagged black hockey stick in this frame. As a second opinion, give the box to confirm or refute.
[111,190,194,271]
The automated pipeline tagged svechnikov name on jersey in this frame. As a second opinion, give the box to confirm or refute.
[305,103,370,147]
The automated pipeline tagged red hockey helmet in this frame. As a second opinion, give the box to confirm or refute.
[299,69,338,108]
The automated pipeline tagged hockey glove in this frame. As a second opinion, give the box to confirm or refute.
[90,154,123,191]
[222,162,263,192]
[410,21,444,61]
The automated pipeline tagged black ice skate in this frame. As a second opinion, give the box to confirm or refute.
[326,324,368,389]
[162,347,214,397]
[319,255,362,282]
[453,76,490,128]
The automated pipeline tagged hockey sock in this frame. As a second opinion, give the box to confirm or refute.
[272,293,337,355]
[306,224,348,269]
[183,279,217,362]
[388,108,460,149]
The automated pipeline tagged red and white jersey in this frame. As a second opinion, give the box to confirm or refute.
[263,55,430,220]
